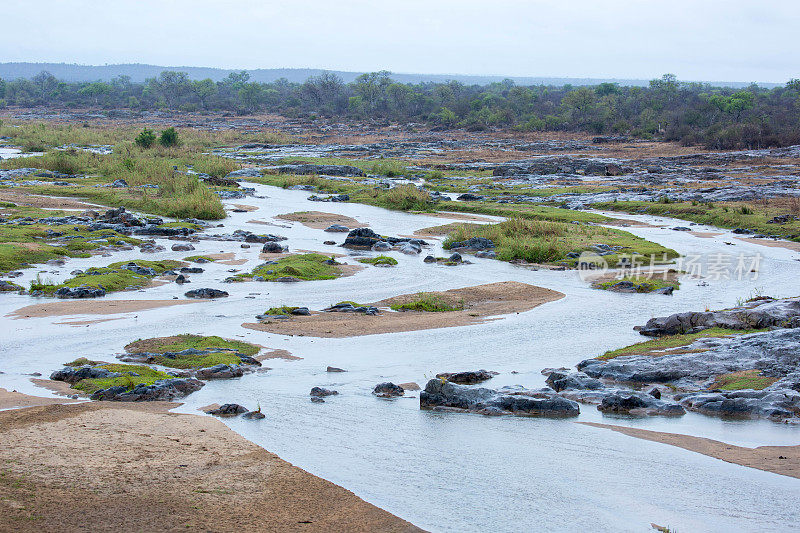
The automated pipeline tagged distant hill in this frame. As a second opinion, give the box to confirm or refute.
[0,62,778,88]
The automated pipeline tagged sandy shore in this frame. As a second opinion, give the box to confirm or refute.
[243,281,564,338]
[276,211,368,230]
[580,422,800,479]
[0,395,423,532]
[735,236,800,252]
[8,299,205,319]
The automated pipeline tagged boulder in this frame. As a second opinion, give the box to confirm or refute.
[436,369,498,385]
[373,382,405,398]
[91,378,204,402]
[448,237,495,251]
[195,364,244,379]
[171,243,195,251]
[184,288,229,299]
[262,241,287,253]
[310,387,339,397]
[325,224,350,232]
[326,366,347,373]
[420,379,579,417]
[207,403,248,417]
[55,286,106,299]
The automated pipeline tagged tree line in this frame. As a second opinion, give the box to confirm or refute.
[1,70,799,149]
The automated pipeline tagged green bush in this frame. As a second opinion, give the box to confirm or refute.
[158,127,179,147]
[134,128,156,148]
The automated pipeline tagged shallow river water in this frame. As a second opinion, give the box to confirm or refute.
[2,184,800,532]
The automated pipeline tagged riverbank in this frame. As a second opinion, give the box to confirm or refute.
[581,422,800,479]
[0,392,423,533]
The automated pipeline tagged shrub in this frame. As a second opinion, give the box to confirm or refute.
[134,128,156,148]
[158,127,179,147]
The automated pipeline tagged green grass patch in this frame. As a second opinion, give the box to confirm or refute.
[595,275,680,293]
[357,255,398,266]
[30,259,182,294]
[124,334,260,357]
[442,217,677,265]
[65,357,104,367]
[0,217,142,273]
[244,253,341,282]
[593,199,800,241]
[183,255,215,263]
[71,364,173,394]
[710,369,778,391]
[263,306,300,316]
[598,328,766,360]
[390,294,464,312]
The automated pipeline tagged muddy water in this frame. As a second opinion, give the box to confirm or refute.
[2,185,800,532]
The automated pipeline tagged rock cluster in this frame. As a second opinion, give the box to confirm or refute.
[420,379,580,417]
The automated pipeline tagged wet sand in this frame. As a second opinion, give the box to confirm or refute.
[0,387,79,409]
[243,281,564,338]
[581,422,800,479]
[0,399,423,532]
[8,299,205,319]
[735,237,800,252]
[690,231,724,238]
[276,211,368,230]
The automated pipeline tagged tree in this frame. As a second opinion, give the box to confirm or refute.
[192,79,217,110]
[238,83,264,113]
[561,87,596,123]
[78,82,112,105]
[147,71,191,108]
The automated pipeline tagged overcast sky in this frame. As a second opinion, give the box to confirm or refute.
[3,0,798,82]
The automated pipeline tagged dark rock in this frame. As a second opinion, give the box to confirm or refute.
[420,379,580,417]
[290,307,310,315]
[195,364,244,379]
[207,403,248,417]
[180,267,204,274]
[242,410,266,419]
[171,243,195,251]
[325,224,350,232]
[436,369,498,384]
[50,366,117,384]
[448,237,495,251]
[91,378,203,402]
[310,387,339,397]
[634,297,800,337]
[262,241,287,253]
[373,382,405,398]
[598,393,685,416]
[326,366,346,372]
[55,286,106,299]
[111,179,128,188]
[184,288,228,299]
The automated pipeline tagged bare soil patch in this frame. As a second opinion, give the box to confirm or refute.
[231,204,259,212]
[690,231,724,238]
[0,189,95,210]
[206,252,248,265]
[276,211,368,230]
[0,402,422,532]
[580,422,800,479]
[8,299,204,319]
[243,281,563,338]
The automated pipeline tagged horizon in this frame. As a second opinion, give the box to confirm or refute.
[0,61,789,87]
[2,1,798,83]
